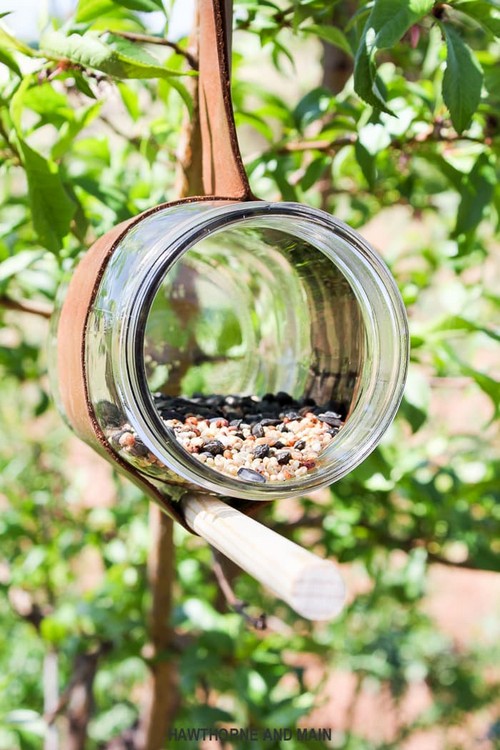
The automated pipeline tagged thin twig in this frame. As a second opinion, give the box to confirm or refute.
[272,516,484,571]
[236,3,295,31]
[0,116,21,162]
[99,115,141,147]
[211,549,267,630]
[0,295,53,319]
[107,30,198,70]
[273,127,491,157]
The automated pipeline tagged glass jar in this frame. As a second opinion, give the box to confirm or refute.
[50,199,409,502]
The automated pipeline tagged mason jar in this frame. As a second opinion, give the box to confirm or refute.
[50,199,409,505]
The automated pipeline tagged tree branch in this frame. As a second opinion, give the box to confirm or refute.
[0,294,53,319]
[272,515,487,572]
[174,2,203,198]
[107,30,198,70]
[46,643,112,750]
[135,505,179,750]
[211,549,267,630]
[0,116,21,162]
[274,126,490,157]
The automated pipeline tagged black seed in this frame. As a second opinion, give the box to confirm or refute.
[203,440,225,456]
[273,441,285,449]
[129,440,150,458]
[235,432,245,439]
[206,395,225,407]
[327,427,340,436]
[237,467,267,483]
[159,409,183,421]
[318,412,343,427]
[262,393,275,402]
[300,397,317,407]
[277,423,289,433]
[259,418,282,426]
[276,451,291,465]
[96,400,123,428]
[251,423,265,438]
[229,419,242,428]
[283,410,300,420]
[223,412,240,422]
[249,412,264,421]
[275,391,293,405]
[294,440,306,450]
[253,444,270,459]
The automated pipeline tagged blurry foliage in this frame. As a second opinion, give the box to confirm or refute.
[0,0,499,748]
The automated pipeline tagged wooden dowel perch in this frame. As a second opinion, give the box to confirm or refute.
[182,494,345,621]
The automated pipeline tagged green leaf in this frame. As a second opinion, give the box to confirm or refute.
[75,0,159,22]
[457,363,500,419]
[0,47,21,76]
[0,250,44,288]
[76,0,116,22]
[432,315,500,343]
[51,100,103,160]
[117,81,140,120]
[293,87,333,131]
[17,140,75,254]
[11,79,74,133]
[0,22,40,57]
[355,140,376,188]
[354,0,434,111]
[441,24,483,133]
[454,152,495,236]
[304,24,353,56]
[300,155,330,192]
[73,70,97,98]
[114,0,164,10]
[39,29,192,81]
[454,0,500,38]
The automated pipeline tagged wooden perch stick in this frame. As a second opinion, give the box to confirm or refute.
[182,494,345,621]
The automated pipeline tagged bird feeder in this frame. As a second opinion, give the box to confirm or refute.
[50,0,409,620]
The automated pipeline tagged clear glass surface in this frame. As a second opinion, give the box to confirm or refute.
[64,200,408,500]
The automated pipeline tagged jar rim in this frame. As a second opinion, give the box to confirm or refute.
[117,200,409,500]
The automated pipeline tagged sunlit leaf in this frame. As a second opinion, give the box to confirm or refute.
[39,29,193,81]
[454,152,495,235]
[442,23,483,133]
[17,140,75,253]
[354,0,434,111]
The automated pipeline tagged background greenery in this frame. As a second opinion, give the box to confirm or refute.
[0,0,499,748]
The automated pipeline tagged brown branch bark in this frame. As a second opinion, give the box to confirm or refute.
[275,129,489,156]
[271,517,486,572]
[211,548,267,630]
[174,4,203,198]
[317,3,355,210]
[0,294,53,318]
[105,30,198,70]
[135,505,179,750]
[47,644,111,750]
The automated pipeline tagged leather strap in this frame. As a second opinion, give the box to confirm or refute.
[198,0,253,199]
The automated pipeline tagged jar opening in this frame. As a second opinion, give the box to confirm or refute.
[142,222,365,488]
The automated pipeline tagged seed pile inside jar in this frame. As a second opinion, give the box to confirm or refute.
[153,392,345,483]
